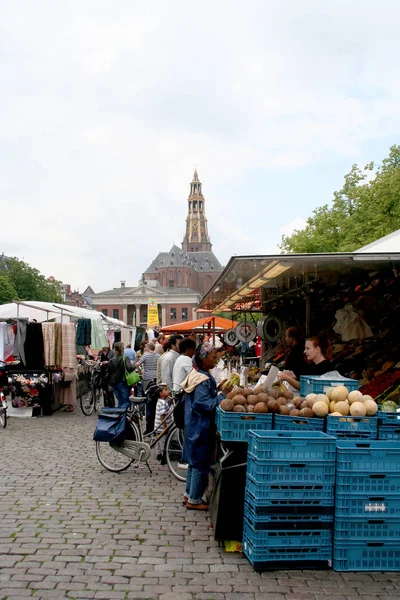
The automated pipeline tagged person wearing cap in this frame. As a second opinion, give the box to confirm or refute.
[181,342,233,511]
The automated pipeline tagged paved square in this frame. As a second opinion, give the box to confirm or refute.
[1,410,399,600]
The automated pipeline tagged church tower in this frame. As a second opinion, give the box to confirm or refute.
[182,169,212,252]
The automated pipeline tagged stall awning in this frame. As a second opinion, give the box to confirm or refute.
[197,252,400,313]
[160,316,238,334]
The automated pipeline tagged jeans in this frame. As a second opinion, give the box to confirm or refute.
[111,381,131,409]
[185,464,209,504]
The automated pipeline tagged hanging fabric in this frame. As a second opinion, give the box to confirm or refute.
[90,318,108,349]
[42,322,57,367]
[76,318,92,346]
[61,323,76,368]
[0,322,9,362]
[24,322,45,369]
[55,323,62,365]
[14,318,28,365]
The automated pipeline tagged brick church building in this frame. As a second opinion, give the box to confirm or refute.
[93,171,223,327]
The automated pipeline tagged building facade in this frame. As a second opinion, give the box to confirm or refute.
[93,171,223,327]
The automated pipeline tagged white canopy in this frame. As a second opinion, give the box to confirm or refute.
[0,301,128,329]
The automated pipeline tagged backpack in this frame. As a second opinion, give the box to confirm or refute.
[173,389,186,430]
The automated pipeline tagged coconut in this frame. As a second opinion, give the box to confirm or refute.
[289,408,300,416]
[267,399,279,413]
[226,391,235,400]
[279,405,290,415]
[281,387,294,400]
[293,397,303,409]
[233,404,246,412]
[312,401,329,417]
[257,392,269,403]
[334,401,350,416]
[364,399,378,416]
[331,386,349,403]
[247,394,259,405]
[277,397,287,406]
[232,394,247,406]
[268,387,280,399]
[254,402,268,413]
[220,399,234,412]
[285,402,295,412]
[300,407,313,418]
[247,404,255,413]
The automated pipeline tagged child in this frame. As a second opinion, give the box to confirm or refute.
[154,384,173,460]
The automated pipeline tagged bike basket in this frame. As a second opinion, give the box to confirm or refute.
[93,408,127,443]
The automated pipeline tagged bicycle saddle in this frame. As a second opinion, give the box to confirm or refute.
[129,396,146,405]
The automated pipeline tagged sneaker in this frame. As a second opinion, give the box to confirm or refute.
[177,462,188,470]
[186,502,208,511]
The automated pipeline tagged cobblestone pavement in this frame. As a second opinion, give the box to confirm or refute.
[1,410,400,600]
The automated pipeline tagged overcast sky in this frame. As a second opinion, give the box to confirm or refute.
[2,0,400,293]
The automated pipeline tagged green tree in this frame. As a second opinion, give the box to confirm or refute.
[0,274,18,304]
[281,145,400,253]
[0,258,62,303]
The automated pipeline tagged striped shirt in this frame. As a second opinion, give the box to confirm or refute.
[154,398,173,432]
[139,352,160,380]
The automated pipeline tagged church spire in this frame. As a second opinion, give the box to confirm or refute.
[182,169,212,252]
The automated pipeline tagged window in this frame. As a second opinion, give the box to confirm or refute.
[181,308,188,320]
[113,309,119,319]
[199,201,202,209]
[170,308,176,320]
[169,271,174,287]
[177,271,182,287]
[102,309,108,316]
[163,272,167,287]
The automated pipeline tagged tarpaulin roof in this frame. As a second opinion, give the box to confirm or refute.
[160,315,238,333]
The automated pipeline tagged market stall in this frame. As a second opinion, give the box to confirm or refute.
[197,251,400,572]
[0,301,131,415]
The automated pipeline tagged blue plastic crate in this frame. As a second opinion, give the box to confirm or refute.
[273,414,325,432]
[243,534,332,566]
[243,517,332,547]
[244,498,333,525]
[300,375,358,397]
[247,453,335,485]
[334,516,400,541]
[326,415,377,439]
[335,494,400,518]
[336,440,400,473]
[378,411,400,424]
[245,485,335,510]
[335,473,400,496]
[378,425,400,440]
[248,430,336,462]
[215,406,273,441]
[333,539,400,571]
[246,473,335,502]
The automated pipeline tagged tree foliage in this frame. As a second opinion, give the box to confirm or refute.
[0,258,62,304]
[281,145,400,253]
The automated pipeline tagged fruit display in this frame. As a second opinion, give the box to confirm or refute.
[359,370,400,399]
[303,385,379,418]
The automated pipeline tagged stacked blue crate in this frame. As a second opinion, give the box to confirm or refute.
[243,430,335,571]
[378,411,400,441]
[334,440,400,572]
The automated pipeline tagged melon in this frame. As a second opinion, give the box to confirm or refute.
[312,401,329,417]
[362,394,374,402]
[316,394,329,408]
[330,411,343,417]
[331,386,349,402]
[326,387,334,400]
[348,390,363,404]
[329,401,336,413]
[364,399,378,416]
[350,402,367,417]
[334,401,350,416]
[306,393,317,403]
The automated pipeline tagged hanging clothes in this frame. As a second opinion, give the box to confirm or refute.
[42,322,57,367]
[76,318,92,346]
[0,322,10,362]
[55,323,62,366]
[14,318,28,365]
[106,328,115,350]
[24,323,45,369]
[90,318,108,349]
[4,324,15,362]
[61,323,76,368]
[59,378,77,407]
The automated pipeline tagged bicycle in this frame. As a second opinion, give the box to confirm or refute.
[0,360,8,428]
[95,391,186,481]
[80,364,103,416]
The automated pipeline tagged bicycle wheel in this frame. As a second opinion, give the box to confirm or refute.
[93,386,102,412]
[80,388,94,416]
[0,407,6,428]
[95,420,140,472]
[165,426,186,482]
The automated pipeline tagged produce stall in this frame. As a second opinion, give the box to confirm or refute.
[197,251,400,571]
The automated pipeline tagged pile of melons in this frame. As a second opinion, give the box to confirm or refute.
[307,385,379,418]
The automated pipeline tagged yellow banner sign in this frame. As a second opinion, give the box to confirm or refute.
[147,298,159,327]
